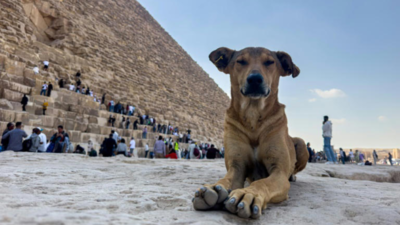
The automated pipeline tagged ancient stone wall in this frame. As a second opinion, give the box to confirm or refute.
[0,0,229,149]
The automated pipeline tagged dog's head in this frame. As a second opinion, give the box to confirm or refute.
[209,47,299,99]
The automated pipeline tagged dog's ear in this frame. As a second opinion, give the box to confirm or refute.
[209,47,235,74]
[276,51,300,78]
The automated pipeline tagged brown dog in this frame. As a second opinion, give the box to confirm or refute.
[192,47,309,219]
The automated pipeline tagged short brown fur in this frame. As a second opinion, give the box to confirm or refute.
[192,47,309,219]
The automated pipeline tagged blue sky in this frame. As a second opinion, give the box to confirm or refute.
[139,0,400,149]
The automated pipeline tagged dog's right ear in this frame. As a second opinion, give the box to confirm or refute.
[209,47,235,74]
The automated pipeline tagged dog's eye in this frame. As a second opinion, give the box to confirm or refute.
[236,60,247,65]
[264,60,275,66]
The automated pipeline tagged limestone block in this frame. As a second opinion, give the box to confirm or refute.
[2,89,23,102]
[0,109,15,122]
[88,116,98,124]
[23,68,36,87]
[99,125,112,136]
[68,130,81,142]
[87,124,100,134]
[0,99,14,110]
[4,58,25,77]
[14,112,31,124]
[1,80,31,94]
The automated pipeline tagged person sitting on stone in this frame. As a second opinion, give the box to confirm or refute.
[28,128,41,152]
[73,145,86,155]
[69,83,75,91]
[206,144,221,159]
[115,138,128,157]
[101,134,117,157]
[33,66,39,74]
[1,122,14,150]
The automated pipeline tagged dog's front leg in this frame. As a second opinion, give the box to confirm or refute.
[225,170,290,219]
[192,140,251,211]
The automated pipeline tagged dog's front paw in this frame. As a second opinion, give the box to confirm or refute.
[225,188,265,219]
[192,184,229,210]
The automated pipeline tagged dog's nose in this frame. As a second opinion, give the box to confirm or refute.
[247,74,264,85]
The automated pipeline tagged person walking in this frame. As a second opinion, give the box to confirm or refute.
[21,94,28,111]
[46,82,53,97]
[129,137,136,157]
[40,82,48,95]
[323,115,337,164]
[154,136,166,158]
[42,100,48,115]
[1,122,28,151]
[373,150,378,165]
[388,153,393,166]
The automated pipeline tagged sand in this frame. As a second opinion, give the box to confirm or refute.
[0,152,399,225]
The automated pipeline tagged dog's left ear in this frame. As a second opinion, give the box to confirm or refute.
[209,47,235,74]
[276,51,300,78]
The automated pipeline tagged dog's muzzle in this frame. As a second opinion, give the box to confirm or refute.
[241,73,270,98]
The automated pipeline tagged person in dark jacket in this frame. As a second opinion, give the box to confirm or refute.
[50,125,69,153]
[85,87,90,95]
[101,93,106,105]
[58,79,64,88]
[46,82,53,97]
[21,94,28,111]
[76,71,81,78]
[101,134,117,157]
[133,119,138,130]
[307,142,314,163]
[206,145,221,159]
[1,122,14,150]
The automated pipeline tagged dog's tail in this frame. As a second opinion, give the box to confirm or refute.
[292,137,309,174]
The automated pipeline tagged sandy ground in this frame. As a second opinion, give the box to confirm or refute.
[0,152,399,225]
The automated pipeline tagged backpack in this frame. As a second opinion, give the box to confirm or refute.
[22,139,32,152]
[194,147,200,157]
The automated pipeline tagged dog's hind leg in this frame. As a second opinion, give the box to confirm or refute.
[292,137,309,175]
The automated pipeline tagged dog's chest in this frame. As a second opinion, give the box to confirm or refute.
[251,147,269,181]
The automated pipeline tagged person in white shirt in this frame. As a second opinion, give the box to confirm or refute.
[349,149,355,163]
[112,130,119,143]
[69,84,75,91]
[33,66,39,74]
[144,143,149,158]
[129,137,136,157]
[43,60,49,70]
[323,115,337,164]
[90,91,93,97]
[37,127,47,152]
[40,82,48,96]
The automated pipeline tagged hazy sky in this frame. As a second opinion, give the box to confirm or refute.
[139,0,400,149]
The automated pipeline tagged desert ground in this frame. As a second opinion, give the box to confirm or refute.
[0,152,399,225]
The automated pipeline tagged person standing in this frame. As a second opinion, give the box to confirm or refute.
[144,143,149,158]
[76,70,81,78]
[154,136,166,158]
[129,137,136,157]
[1,122,15,150]
[1,122,27,151]
[307,142,314,163]
[143,126,147,139]
[40,82,48,95]
[21,94,28,111]
[42,100,48,115]
[348,149,354,163]
[101,134,117,157]
[339,148,346,164]
[37,127,47,153]
[47,82,53,97]
[133,119,138,130]
[388,153,393,166]
[373,150,378,165]
[354,150,360,163]
[101,93,106,105]
[112,130,119,143]
[126,118,130,129]
[323,116,337,164]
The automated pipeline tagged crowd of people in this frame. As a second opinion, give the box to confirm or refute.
[0,122,223,160]
[306,115,396,166]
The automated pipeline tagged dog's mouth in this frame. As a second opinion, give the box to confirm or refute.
[240,87,270,99]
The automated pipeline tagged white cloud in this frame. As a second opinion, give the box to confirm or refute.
[308,98,316,102]
[311,88,346,98]
[378,116,386,122]
[331,118,346,124]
